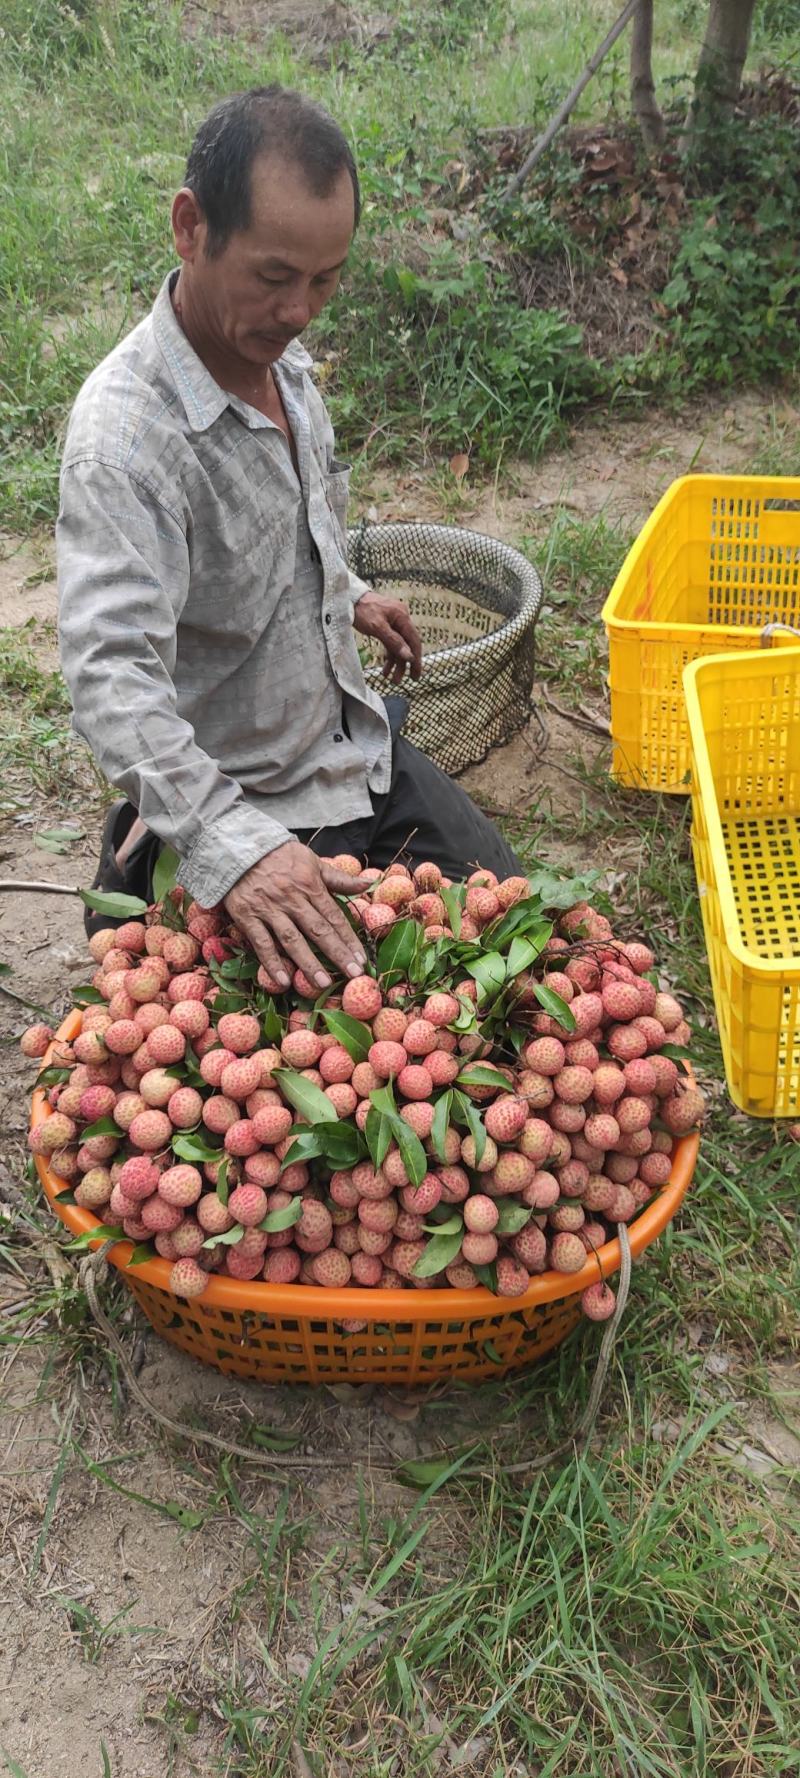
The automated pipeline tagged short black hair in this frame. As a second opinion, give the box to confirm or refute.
[184,85,360,256]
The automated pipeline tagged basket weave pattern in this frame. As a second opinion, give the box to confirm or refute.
[350,521,542,775]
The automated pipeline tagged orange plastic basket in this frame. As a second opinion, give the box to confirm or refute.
[32,1013,698,1386]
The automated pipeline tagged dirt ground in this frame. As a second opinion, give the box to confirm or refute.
[0,384,796,1777]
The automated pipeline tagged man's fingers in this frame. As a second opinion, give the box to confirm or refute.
[303,879,368,975]
[319,864,370,896]
[237,915,292,989]
[268,912,338,989]
[389,605,423,678]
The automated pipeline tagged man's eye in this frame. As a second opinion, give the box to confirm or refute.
[260,274,285,287]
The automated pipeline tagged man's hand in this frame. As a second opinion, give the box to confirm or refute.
[353,591,423,685]
[224,842,368,990]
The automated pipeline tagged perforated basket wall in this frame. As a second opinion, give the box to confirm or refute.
[349,521,542,774]
[684,646,800,1117]
[602,475,800,793]
[32,1017,698,1387]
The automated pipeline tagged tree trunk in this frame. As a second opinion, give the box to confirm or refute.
[630,0,666,152]
[682,0,757,150]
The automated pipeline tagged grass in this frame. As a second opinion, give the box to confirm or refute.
[1,0,798,527]
[0,620,94,808]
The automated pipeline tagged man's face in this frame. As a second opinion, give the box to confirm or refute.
[173,153,355,365]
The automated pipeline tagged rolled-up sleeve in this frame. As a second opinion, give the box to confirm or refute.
[56,459,292,904]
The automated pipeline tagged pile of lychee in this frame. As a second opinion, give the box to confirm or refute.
[23,861,703,1325]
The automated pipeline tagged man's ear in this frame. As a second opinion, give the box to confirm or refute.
[172,187,205,263]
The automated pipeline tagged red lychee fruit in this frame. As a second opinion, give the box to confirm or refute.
[549,1232,587,1273]
[217,1012,261,1055]
[127,1109,172,1152]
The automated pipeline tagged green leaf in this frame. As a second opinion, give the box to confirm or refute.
[318,1122,364,1168]
[466,952,506,1001]
[274,1068,339,1125]
[126,1242,155,1267]
[67,1225,125,1249]
[456,1065,512,1093]
[243,1424,301,1451]
[506,932,550,977]
[53,1188,76,1204]
[71,983,107,1006]
[376,919,417,978]
[218,953,260,981]
[494,1202,531,1235]
[172,1131,221,1163]
[321,1008,372,1062]
[282,1130,325,1167]
[452,1091,486,1166]
[369,1082,398,1118]
[439,884,463,938]
[430,1089,453,1163]
[532,982,577,1031]
[452,995,478,1033]
[260,1198,303,1233]
[80,888,149,918]
[661,1042,693,1061]
[210,988,249,1017]
[526,867,600,910]
[42,825,86,844]
[422,1212,463,1236]
[413,1230,464,1277]
[35,1064,71,1087]
[388,1114,428,1188]
[259,997,284,1043]
[482,1339,505,1365]
[80,1116,122,1139]
[489,900,548,949]
[365,1106,393,1169]
[35,833,76,855]
[152,846,180,903]
[215,1158,230,1206]
[473,1261,498,1293]
[395,1456,460,1489]
[202,1225,245,1249]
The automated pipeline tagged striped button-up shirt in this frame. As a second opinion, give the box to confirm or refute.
[56,271,391,908]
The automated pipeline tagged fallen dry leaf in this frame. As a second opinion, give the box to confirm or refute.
[449,452,470,481]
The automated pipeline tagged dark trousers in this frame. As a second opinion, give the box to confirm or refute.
[90,707,520,930]
[296,731,520,879]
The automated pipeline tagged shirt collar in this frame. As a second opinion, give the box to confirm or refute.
[152,271,314,433]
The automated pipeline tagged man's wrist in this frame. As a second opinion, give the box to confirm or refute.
[177,808,293,907]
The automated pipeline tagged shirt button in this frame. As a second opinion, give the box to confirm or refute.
[333,732,343,743]
[325,613,332,625]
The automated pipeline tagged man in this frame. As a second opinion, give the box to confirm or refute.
[57,85,520,993]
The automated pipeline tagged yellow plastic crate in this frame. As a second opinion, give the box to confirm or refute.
[602,475,800,793]
[684,647,800,1117]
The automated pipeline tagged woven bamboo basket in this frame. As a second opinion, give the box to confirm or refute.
[32,1012,698,1387]
[350,521,543,775]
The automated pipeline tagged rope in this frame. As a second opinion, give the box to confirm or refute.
[76,1228,633,1482]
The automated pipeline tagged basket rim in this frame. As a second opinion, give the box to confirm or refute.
[33,1011,698,1321]
[684,646,800,975]
[351,520,542,677]
[601,472,800,632]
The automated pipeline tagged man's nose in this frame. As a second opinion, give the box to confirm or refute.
[275,287,312,332]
